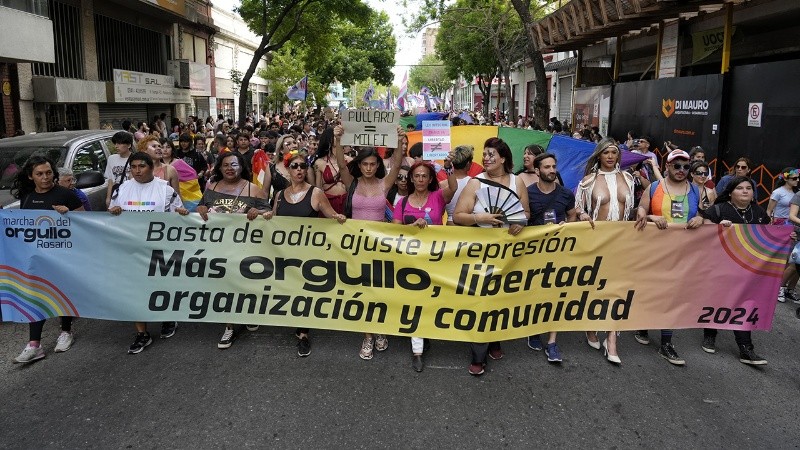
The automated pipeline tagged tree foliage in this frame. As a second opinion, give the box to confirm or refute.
[408,54,450,97]
[404,0,557,125]
[235,0,395,124]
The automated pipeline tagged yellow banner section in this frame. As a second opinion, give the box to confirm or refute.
[1,212,789,341]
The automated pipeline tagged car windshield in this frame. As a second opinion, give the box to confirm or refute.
[0,146,67,206]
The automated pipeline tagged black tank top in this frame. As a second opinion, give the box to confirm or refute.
[276,186,317,217]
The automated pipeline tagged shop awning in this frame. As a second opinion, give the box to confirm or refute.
[532,0,745,52]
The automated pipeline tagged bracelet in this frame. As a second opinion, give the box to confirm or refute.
[473,213,478,224]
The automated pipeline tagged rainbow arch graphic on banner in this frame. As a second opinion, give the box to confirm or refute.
[0,265,78,321]
[35,215,57,227]
[718,225,791,277]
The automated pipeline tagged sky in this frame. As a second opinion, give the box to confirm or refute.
[212,0,423,87]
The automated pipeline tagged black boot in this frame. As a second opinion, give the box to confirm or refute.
[738,344,767,365]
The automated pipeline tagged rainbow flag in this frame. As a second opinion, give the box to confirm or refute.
[251,149,270,193]
[171,159,202,212]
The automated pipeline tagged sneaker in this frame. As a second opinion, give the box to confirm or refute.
[54,331,74,353]
[468,363,485,376]
[374,334,388,351]
[778,286,786,302]
[297,336,311,357]
[359,336,374,360]
[545,342,562,363]
[786,290,800,304]
[218,327,235,349]
[13,345,45,364]
[634,331,650,345]
[128,332,153,354]
[488,345,504,360]
[527,335,543,351]
[246,325,260,332]
[658,343,685,365]
[738,344,767,365]
[160,321,177,339]
[701,335,716,354]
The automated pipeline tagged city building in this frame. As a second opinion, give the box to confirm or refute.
[421,27,438,57]
[2,0,217,134]
[0,0,54,136]
[209,3,271,121]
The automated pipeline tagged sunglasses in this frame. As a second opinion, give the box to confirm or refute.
[289,162,309,170]
[693,171,709,176]
[345,151,357,157]
[735,165,748,169]
[397,174,408,181]
[672,163,691,171]
[787,177,800,181]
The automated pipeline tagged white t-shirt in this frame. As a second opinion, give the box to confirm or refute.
[110,178,183,212]
[105,153,131,184]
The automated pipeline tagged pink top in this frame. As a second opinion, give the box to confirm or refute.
[352,183,386,221]
[393,190,446,225]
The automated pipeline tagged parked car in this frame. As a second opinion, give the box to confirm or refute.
[0,130,115,211]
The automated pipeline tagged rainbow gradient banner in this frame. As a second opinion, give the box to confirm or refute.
[0,210,792,342]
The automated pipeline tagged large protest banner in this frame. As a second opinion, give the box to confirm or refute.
[340,109,399,147]
[0,211,791,342]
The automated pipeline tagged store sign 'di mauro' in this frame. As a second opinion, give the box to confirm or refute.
[661,98,711,118]
[113,69,192,104]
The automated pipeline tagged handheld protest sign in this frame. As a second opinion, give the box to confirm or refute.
[340,109,399,148]
[422,120,451,161]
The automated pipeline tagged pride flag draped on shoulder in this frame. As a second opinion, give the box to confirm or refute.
[286,75,308,101]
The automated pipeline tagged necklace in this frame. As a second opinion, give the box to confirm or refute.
[523,170,537,174]
[287,184,307,202]
[409,191,429,209]
[218,179,245,195]
[729,201,752,223]
[661,180,688,201]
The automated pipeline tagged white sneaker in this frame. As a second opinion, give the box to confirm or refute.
[54,331,74,353]
[778,286,786,303]
[14,345,45,364]
[246,325,260,332]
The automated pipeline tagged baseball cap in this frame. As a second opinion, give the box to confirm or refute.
[666,149,690,162]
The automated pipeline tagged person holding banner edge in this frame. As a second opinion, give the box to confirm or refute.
[393,156,457,372]
[332,123,405,361]
[525,153,577,363]
[453,137,530,376]
[701,176,769,364]
[634,148,705,366]
[11,156,83,363]
[108,152,189,354]
[195,151,271,349]
[262,150,347,357]
[575,138,636,364]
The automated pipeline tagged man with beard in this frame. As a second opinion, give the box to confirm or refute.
[635,149,704,366]
[524,153,577,363]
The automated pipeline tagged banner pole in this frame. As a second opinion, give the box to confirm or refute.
[721,4,733,74]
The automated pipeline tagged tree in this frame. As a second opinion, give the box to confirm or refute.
[408,54,450,97]
[509,0,553,128]
[235,0,373,126]
[312,10,396,87]
[404,0,555,126]
[257,46,330,114]
[434,1,504,118]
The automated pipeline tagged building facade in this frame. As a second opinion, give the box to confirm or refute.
[209,4,271,121]
[2,0,217,134]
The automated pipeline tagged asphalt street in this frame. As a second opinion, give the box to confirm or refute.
[1,301,799,449]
